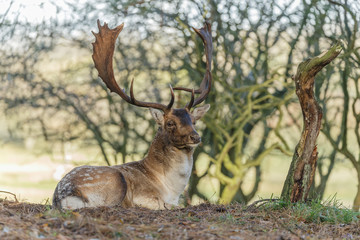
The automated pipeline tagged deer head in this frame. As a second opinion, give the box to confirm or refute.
[91,20,212,150]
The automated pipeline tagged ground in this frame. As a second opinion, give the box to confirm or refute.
[0,198,358,240]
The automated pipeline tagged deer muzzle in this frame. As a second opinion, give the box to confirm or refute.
[189,131,201,144]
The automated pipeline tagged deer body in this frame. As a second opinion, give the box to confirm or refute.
[53,148,193,209]
[52,20,212,210]
[53,107,209,209]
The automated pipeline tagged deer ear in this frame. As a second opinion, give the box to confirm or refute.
[192,104,210,121]
[150,108,164,125]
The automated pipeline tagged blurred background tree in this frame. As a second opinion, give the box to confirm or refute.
[0,0,359,208]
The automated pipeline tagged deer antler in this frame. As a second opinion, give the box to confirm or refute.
[173,21,213,110]
[92,20,174,112]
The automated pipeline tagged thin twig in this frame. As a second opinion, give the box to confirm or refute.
[245,198,281,211]
[0,190,18,203]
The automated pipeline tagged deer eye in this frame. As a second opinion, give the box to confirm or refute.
[166,121,175,128]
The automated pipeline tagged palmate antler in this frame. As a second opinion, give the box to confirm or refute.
[173,21,213,110]
[92,20,212,111]
[91,20,174,112]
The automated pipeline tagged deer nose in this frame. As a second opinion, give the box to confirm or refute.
[190,133,201,144]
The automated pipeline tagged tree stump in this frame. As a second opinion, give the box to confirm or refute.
[281,42,342,202]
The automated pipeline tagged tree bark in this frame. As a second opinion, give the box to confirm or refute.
[353,173,360,211]
[281,42,342,203]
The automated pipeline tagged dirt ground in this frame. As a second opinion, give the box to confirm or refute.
[0,198,358,240]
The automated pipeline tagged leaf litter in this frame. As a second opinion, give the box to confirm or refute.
[0,198,359,239]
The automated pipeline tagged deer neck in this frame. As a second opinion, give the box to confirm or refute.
[146,128,195,167]
[143,128,194,202]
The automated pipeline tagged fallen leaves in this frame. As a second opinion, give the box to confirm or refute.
[0,199,359,240]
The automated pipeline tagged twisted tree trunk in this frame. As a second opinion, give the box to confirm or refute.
[281,42,342,202]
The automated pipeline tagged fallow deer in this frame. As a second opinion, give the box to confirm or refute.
[52,20,212,210]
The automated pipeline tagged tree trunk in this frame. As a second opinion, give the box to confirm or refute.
[353,174,360,211]
[221,178,241,204]
[281,42,342,203]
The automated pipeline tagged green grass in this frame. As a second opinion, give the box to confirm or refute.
[257,196,360,224]
[218,213,237,224]
[292,197,359,224]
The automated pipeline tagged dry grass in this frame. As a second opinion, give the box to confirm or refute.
[0,198,359,240]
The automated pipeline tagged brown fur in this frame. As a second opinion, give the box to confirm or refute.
[52,107,209,210]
